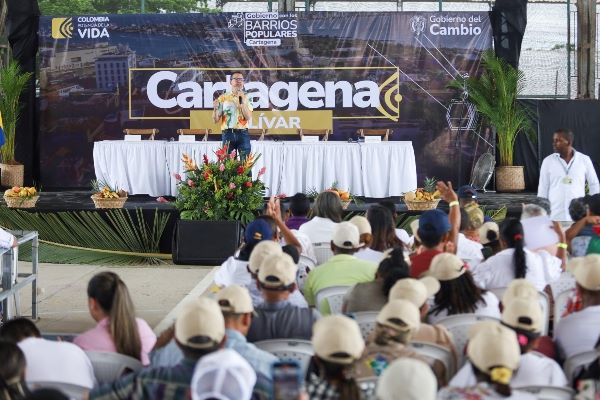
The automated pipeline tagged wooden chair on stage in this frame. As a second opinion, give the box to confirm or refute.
[123,128,159,140]
[298,128,330,141]
[248,128,267,141]
[357,128,392,141]
[176,128,211,141]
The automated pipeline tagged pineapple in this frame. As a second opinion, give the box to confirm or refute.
[423,177,437,194]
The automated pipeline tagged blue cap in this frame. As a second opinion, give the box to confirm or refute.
[457,185,478,200]
[418,209,451,237]
[244,219,273,245]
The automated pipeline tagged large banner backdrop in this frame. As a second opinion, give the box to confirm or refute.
[39,12,492,189]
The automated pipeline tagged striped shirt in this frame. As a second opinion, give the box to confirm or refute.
[90,357,197,400]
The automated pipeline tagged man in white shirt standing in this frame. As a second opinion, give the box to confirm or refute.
[538,129,600,221]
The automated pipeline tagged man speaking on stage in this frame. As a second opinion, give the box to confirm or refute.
[212,71,254,159]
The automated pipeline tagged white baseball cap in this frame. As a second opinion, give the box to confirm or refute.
[217,285,254,314]
[332,222,361,249]
[247,241,282,274]
[312,315,364,365]
[376,358,437,400]
[389,277,440,307]
[191,349,257,400]
[175,298,225,349]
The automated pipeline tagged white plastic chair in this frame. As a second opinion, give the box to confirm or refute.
[436,314,500,368]
[28,381,89,400]
[352,311,379,340]
[549,272,576,298]
[409,341,455,382]
[563,350,598,385]
[488,287,550,336]
[516,385,575,400]
[254,339,314,375]
[312,242,334,265]
[85,351,143,384]
[553,289,575,327]
[297,254,317,293]
[315,285,351,314]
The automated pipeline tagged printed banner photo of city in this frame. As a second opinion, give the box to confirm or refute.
[39,12,492,188]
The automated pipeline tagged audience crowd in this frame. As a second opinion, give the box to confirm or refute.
[1,183,600,400]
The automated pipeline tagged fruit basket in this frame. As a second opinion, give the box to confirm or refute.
[91,181,128,209]
[403,177,441,211]
[4,186,39,208]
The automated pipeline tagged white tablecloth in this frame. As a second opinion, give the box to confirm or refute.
[93,140,417,198]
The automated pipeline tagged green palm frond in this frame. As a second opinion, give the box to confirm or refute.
[483,206,507,223]
[0,61,33,164]
[448,50,534,166]
[0,207,171,265]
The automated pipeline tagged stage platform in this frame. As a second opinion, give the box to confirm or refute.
[7,190,536,256]
[29,190,536,213]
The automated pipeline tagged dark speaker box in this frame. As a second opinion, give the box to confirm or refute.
[172,220,241,265]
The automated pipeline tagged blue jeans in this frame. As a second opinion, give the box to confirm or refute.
[222,129,251,160]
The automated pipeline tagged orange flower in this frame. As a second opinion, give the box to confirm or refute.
[243,153,256,170]
[182,153,197,171]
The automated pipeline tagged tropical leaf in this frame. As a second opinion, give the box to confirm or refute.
[0,207,171,265]
[448,50,534,166]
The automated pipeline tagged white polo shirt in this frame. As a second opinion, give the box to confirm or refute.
[449,352,568,388]
[298,217,339,244]
[538,150,600,221]
[457,233,484,269]
[18,337,95,388]
[355,247,385,263]
[471,248,556,292]
[554,305,600,359]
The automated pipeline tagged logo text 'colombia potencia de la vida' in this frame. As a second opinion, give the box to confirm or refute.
[51,16,111,39]
[410,14,484,36]
[145,71,383,111]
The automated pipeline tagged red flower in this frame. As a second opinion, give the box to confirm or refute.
[174,173,182,181]
[187,179,195,187]
[215,145,228,161]
[226,192,235,200]
[156,196,169,203]
[203,154,209,165]
[203,171,210,181]
[230,150,237,160]
[245,181,253,188]
[237,166,245,175]
[258,167,266,177]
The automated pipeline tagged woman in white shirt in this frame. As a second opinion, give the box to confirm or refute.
[438,322,536,400]
[298,191,342,244]
[355,205,403,263]
[472,218,550,292]
[427,253,500,324]
[449,296,567,388]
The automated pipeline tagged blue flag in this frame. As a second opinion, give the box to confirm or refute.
[0,111,5,147]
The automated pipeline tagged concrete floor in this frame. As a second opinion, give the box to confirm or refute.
[6,262,216,335]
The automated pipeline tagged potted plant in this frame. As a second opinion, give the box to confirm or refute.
[449,50,534,192]
[172,146,266,265]
[0,60,32,187]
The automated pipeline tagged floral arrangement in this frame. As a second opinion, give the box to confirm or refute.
[174,145,266,223]
[4,186,37,198]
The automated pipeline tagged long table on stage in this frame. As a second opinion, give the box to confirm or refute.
[93,140,418,198]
